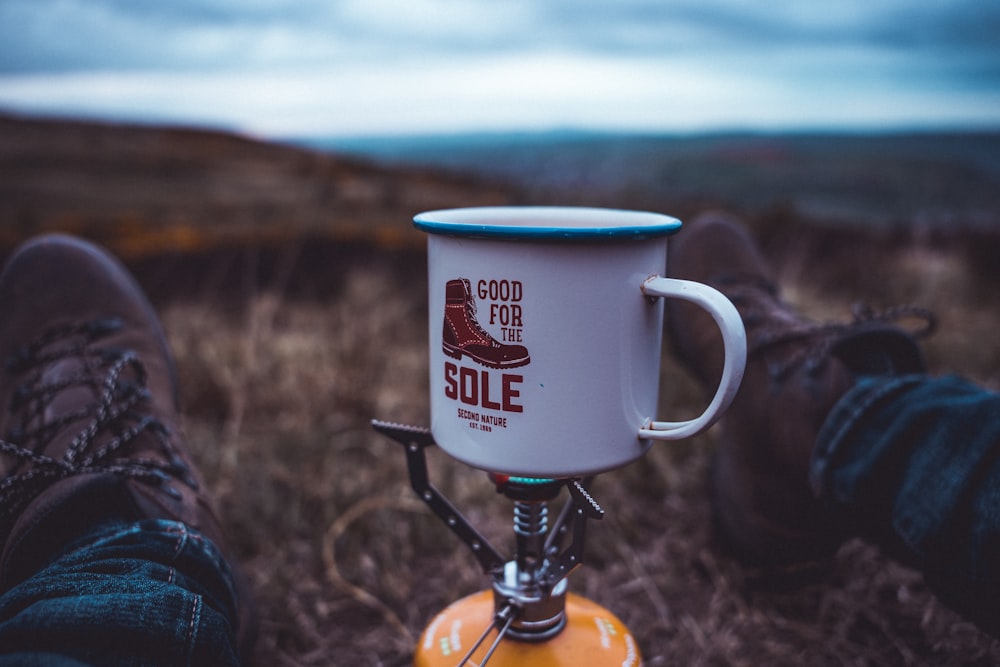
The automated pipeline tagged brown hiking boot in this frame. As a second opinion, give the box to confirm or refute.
[442,278,530,369]
[0,234,254,657]
[666,213,934,567]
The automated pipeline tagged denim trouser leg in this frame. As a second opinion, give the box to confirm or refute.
[812,374,1000,634]
[0,518,241,666]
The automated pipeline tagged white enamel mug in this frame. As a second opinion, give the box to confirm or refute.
[415,207,746,478]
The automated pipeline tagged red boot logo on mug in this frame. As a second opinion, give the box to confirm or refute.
[442,277,529,430]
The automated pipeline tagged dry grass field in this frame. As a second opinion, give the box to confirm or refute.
[138,227,999,667]
[4,115,1000,665]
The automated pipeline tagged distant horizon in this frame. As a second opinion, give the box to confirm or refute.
[5,108,1000,147]
[299,122,1000,144]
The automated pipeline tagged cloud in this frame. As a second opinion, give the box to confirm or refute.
[0,0,536,72]
[4,0,999,73]
[0,0,997,135]
[2,50,996,137]
[0,0,346,73]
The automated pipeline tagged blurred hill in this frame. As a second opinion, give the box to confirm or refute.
[4,112,1000,307]
[315,129,1000,232]
[6,112,1000,260]
[0,113,519,258]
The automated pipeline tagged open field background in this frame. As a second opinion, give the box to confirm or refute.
[3,113,1000,665]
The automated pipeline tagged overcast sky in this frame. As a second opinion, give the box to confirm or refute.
[0,0,997,138]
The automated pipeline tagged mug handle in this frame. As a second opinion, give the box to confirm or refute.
[638,276,747,440]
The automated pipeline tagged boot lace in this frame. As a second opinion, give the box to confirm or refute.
[454,279,503,348]
[720,275,937,384]
[0,318,197,522]
[466,300,506,348]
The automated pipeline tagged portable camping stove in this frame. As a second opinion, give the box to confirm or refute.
[373,420,641,667]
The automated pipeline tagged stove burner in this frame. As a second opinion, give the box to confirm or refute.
[372,419,637,666]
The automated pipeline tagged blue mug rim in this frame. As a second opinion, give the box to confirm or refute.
[413,206,682,240]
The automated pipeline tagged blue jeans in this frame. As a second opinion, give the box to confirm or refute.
[0,518,241,666]
[813,374,1000,635]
